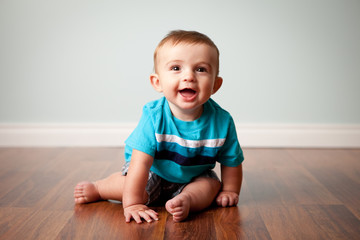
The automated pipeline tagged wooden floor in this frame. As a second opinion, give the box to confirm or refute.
[0,148,359,239]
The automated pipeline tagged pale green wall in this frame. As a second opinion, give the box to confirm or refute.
[1,0,359,124]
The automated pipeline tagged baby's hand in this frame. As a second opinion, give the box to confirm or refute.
[216,191,239,207]
[124,204,159,223]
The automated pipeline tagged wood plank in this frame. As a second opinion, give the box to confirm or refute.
[213,205,271,240]
[304,204,360,240]
[289,149,360,218]
[58,202,167,239]
[0,208,73,240]
[244,149,299,206]
[227,177,272,240]
[258,204,330,240]
[164,210,216,240]
[37,148,123,211]
[290,149,360,185]
[1,148,360,239]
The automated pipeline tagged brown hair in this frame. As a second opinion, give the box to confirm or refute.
[154,30,220,75]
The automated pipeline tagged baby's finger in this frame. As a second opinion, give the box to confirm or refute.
[132,212,143,224]
[216,196,223,206]
[217,195,229,207]
[228,196,236,206]
[125,212,132,223]
[233,196,239,206]
[223,196,230,207]
[145,210,159,221]
[138,211,153,223]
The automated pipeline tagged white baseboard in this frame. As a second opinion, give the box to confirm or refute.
[236,124,360,148]
[0,123,359,148]
[0,123,136,147]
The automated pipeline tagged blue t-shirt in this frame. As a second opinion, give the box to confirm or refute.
[125,97,244,183]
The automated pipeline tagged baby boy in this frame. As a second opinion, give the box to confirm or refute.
[74,30,244,223]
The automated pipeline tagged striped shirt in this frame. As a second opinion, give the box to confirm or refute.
[125,97,244,183]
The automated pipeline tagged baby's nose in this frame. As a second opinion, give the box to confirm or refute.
[183,71,195,82]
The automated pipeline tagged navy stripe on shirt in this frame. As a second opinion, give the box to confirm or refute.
[155,150,217,166]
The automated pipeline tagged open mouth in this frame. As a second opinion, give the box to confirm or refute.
[179,88,197,98]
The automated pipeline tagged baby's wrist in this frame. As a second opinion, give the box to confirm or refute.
[219,190,239,195]
[122,195,144,209]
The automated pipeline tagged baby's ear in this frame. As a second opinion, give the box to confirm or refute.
[150,74,163,92]
[212,76,223,95]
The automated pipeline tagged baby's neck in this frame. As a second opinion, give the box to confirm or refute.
[170,105,203,122]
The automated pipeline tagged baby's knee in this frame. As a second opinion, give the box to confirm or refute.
[196,176,221,191]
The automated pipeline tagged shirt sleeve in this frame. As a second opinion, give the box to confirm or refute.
[217,117,244,167]
[125,105,157,158]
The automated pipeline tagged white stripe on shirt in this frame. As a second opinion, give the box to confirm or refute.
[155,133,225,148]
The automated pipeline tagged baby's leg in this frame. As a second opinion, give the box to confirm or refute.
[165,177,221,222]
[74,172,125,204]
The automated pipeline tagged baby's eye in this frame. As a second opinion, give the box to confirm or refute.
[171,66,180,71]
[196,67,207,72]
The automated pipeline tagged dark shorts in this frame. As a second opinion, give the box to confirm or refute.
[121,161,220,205]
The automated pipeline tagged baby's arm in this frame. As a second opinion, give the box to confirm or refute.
[122,149,158,223]
[216,164,243,207]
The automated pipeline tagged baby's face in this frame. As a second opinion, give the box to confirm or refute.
[151,42,222,121]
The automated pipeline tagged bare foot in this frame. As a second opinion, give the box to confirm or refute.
[165,194,191,222]
[74,181,102,204]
